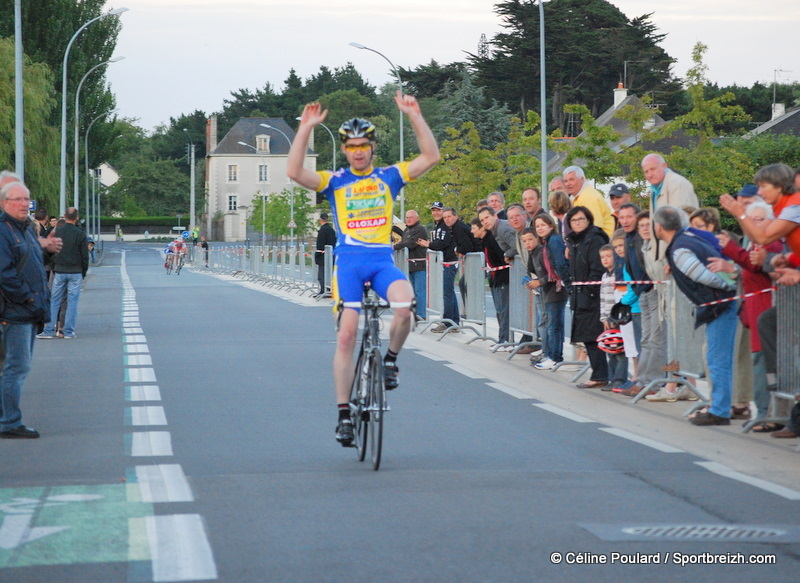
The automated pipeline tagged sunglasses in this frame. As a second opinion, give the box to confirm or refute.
[344,143,372,152]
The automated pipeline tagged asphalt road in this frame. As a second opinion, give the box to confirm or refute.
[1,243,798,582]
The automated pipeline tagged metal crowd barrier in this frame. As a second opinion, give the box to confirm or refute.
[631,279,708,409]
[421,250,446,330]
[461,252,493,344]
[393,247,410,279]
[322,244,334,297]
[766,284,800,445]
[506,257,539,359]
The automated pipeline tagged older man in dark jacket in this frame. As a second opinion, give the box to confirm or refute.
[0,180,50,438]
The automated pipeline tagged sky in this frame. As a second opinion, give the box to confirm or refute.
[103,0,800,133]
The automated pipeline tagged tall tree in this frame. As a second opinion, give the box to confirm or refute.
[430,69,511,150]
[398,60,467,99]
[0,37,60,212]
[469,0,677,133]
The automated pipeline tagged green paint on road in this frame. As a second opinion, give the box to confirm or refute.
[0,484,152,568]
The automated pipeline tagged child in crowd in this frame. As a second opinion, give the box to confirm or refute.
[599,245,629,390]
[611,230,640,388]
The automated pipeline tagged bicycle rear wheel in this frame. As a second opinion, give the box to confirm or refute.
[368,347,385,470]
[176,256,183,275]
[165,260,172,275]
[349,351,368,461]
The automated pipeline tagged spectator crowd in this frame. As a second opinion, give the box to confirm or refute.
[390,156,800,434]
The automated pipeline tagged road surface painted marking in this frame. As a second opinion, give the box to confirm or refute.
[125,354,153,366]
[127,385,162,402]
[129,432,173,457]
[696,461,800,501]
[415,351,446,361]
[126,368,157,383]
[0,486,152,567]
[124,327,145,334]
[143,514,218,582]
[128,406,167,426]
[124,335,147,344]
[599,427,685,453]
[444,364,485,379]
[125,343,149,354]
[132,465,194,503]
[533,403,594,423]
[486,382,534,399]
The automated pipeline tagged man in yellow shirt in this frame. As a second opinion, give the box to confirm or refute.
[563,165,615,237]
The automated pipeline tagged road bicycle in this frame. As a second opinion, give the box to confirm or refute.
[175,253,185,275]
[165,253,174,275]
[340,285,414,471]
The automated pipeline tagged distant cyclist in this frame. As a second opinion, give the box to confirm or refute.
[287,92,440,445]
[166,238,186,270]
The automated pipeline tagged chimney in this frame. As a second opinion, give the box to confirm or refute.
[207,115,218,155]
[614,82,628,109]
[772,103,786,120]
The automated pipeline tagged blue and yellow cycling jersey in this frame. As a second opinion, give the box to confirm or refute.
[316,162,411,252]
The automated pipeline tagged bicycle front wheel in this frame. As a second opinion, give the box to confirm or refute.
[368,348,385,470]
[349,351,368,462]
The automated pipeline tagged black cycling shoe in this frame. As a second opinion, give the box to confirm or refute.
[383,361,399,390]
[335,418,355,446]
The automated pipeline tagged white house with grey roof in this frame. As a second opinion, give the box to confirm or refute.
[205,115,317,242]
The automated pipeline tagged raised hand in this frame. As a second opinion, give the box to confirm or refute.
[394,91,421,117]
[299,102,328,127]
[719,194,744,220]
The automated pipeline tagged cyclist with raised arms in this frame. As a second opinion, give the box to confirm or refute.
[288,91,440,446]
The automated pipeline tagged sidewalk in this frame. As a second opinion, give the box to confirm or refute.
[195,267,800,496]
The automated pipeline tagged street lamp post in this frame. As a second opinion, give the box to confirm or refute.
[539,0,548,210]
[59,6,128,216]
[84,109,115,241]
[74,56,124,209]
[237,141,267,245]
[296,117,336,172]
[259,124,296,247]
[349,42,405,216]
[14,0,24,180]
[183,129,196,236]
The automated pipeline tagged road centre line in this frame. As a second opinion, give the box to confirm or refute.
[532,403,595,423]
[126,368,157,383]
[486,382,534,400]
[121,252,218,580]
[599,427,685,454]
[142,514,218,582]
[127,386,162,402]
[126,354,153,366]
[132,465,194,503]
[128,406,168,427]
[129,431,173,457]
[125,344,149,353]
[696,461,800,501]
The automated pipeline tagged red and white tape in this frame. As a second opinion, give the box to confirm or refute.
[695,287,775,308]
[571,280,667,286]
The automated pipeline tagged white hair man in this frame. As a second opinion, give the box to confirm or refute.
[562,165,614,237]
[641,153,699,211]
